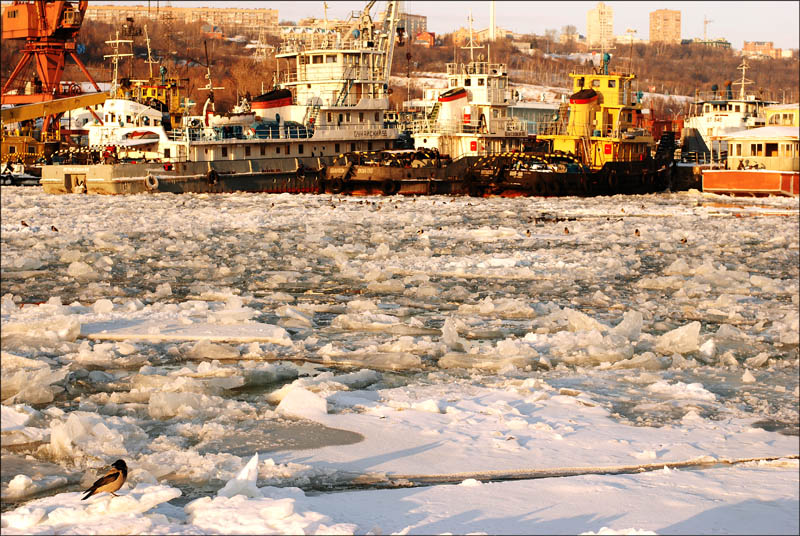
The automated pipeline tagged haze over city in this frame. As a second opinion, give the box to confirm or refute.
[111,0,800,50]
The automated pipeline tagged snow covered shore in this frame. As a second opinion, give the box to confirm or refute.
[2,187,798,534]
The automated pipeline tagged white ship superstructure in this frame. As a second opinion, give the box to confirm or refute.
[682,58,776,159]
[406,12,525,159]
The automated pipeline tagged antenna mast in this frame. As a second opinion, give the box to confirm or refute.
[734,58,753,100]
[104,31,134,95]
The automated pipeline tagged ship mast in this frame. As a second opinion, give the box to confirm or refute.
[734,57,753,100]
[461,10,482,63]
[104,31,133,95]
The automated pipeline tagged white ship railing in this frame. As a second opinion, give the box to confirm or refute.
[278,34,390,55]
[412,117,525,136]
[445,62,507,76]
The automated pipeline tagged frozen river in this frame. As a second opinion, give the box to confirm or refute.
[1,187,798,534]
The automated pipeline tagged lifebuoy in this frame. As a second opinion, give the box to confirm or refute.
[330,177,344,194]
[207,169,219,185]
[145,174,159,190]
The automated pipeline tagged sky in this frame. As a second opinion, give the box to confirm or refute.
[118,1,800,50]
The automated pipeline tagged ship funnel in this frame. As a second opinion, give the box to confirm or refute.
[724,80,733,99]
[711,84,718,98]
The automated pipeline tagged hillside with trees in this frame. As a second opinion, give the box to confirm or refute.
[2,18,796,116]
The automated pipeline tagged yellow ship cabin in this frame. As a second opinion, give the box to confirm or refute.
[538,53,655,170]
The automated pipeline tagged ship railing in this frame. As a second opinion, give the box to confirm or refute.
[169,124,314,142]
[531,121,567,136]
[445,62,507,76]
[278,35,389,55]
[410,117,526,136]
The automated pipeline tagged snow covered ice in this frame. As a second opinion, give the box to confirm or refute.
[1,187,798,534]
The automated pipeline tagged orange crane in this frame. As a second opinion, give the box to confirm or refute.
[2,0,101,137]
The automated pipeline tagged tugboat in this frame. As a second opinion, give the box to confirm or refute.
[40,0,403,194]
[463,52,675,196]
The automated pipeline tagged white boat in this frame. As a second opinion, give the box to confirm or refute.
[702,103,799,197]
[681,58,776,162]
[41,0,403,194]
[406,15,526,159]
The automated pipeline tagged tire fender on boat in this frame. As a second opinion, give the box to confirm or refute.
[207,169,219,185]
[380,179,396,196]
[145,174,159,191]
[330,177,344,194]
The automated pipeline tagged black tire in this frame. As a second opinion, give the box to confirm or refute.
[380,179,395,196]
[532,179,547,197]
[208,169,219,185]
[330,177,344,194]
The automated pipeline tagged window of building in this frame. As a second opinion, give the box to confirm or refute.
[222,147,228,157]
[245,146,251,157]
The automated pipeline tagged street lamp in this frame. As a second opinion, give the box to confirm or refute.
[626,28,637,74]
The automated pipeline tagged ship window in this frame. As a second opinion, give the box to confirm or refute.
[704,104,710,113]
[359,112,364,122]
[734,143,742,156]
[327,112,332,122]
[298,144,304,154]
[222,147,228,157]
[346,112,351,122]
[769,114,779,125]
[592,79,600,87]
[751,143,763,156]
[313,55,323,64]
[261,146,266,155]
[367,141,373,150]
[335,143,340,153]
[450,79,456,87]
[478,78,485,86]
[27,145,35,154]
[766,143,778,157]
[627,113,632,122]
[245,146,251,157]
[350,142,356,152]
[126,115,131,123]
[375,112,380,121]
[608,80,616,88]
[465,79,471,86]
[326,55,336,63]
[735,104,741,112]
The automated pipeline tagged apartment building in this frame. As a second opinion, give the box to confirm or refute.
[85,5,279,36]
[649,9,681,44]
[586,2,614,50]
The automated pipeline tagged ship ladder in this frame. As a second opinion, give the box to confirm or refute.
[428,102,442,122]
